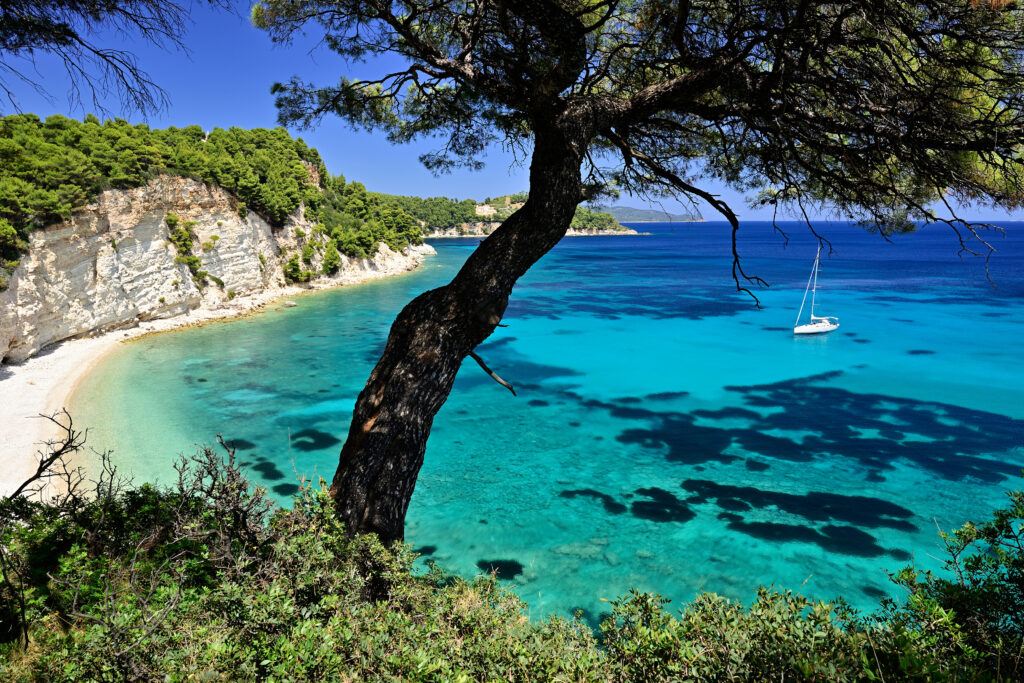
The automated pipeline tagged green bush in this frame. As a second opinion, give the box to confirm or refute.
[0,446,604,681]
[1,435,1021,680]
[322,240,341,274]
[282,254,312,283]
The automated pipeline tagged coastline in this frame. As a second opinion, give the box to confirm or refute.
[425,229,645,238]
[0,253,432,498]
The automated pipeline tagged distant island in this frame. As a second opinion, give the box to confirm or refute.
[373,193,636,237]
[600,205,703,222]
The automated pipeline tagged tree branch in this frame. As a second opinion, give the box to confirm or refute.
[468,350,516,396]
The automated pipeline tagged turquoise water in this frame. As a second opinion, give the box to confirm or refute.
[71,221,1024,624]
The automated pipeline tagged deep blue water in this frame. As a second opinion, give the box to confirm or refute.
[72,221,1024,624]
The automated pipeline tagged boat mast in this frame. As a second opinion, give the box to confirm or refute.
[810,246,820,318]
[794,245,820,327]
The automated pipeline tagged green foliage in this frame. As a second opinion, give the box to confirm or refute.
[165,216,206,285]
[1,446,1022,680]
[485,192,528,205]
[0,449,603,680]
[322,240,341,274]
[570,207,626,232]
[301,242,315,264]
[0,219,19,252]
[227,290,236,300]
[0,114,431,286]
[282,254,312,283]
[372,192,476,229]
[0,115,323,262]
[878,488,1024,675]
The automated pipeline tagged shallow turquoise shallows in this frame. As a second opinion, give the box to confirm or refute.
[70,221,1024,625]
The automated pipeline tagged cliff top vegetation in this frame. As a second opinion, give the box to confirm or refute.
[0,113,425,286]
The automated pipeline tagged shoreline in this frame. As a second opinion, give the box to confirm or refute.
[0,254,432,498]
[425,230,647,239]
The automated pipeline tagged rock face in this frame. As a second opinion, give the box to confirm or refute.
[0,176,434,363]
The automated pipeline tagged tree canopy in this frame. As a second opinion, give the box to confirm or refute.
[257,0,1024,287]
[0,0,228,114]
[253,0,1024,543]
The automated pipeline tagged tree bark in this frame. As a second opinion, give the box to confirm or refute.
[328,121,588,544]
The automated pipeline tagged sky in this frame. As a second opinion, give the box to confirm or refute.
[4,3,1022,222]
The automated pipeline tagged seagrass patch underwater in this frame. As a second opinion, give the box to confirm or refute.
[71,221,1024,621]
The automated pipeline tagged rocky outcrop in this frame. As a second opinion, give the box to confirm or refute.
[424,222,639,238]
[0,176,434,363]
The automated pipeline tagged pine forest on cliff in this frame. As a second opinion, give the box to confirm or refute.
[0,113,623,288]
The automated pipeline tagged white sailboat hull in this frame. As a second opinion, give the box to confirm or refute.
[793,319,839,335]
[793,246,839,335]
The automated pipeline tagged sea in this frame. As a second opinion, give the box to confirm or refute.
[69,220,1024,625]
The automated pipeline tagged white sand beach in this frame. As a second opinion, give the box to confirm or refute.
[0,276,409,497]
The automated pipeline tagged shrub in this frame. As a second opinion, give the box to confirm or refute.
[2,429,1020,681]
[283,254,311,283]
[227,290,236,300]
[0,219,19,252]
[322,241,341,274]
[0,440,604,681]
[301,242,315,264]
[877,489,1024,676]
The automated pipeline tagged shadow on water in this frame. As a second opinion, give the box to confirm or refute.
[506,366,1024,564]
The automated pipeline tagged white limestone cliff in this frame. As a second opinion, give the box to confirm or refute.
[0,176,434,363]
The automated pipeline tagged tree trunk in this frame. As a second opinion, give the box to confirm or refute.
[328,122,587,544]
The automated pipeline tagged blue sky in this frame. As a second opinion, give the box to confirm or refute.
[5,3,1021,221]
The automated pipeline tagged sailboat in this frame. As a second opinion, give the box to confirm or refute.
[793,245,839,335]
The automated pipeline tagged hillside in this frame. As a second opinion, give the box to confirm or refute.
[601,205,703,222]
[0,114,424,288]
[371,192,631,234]
[0,115,437,362]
